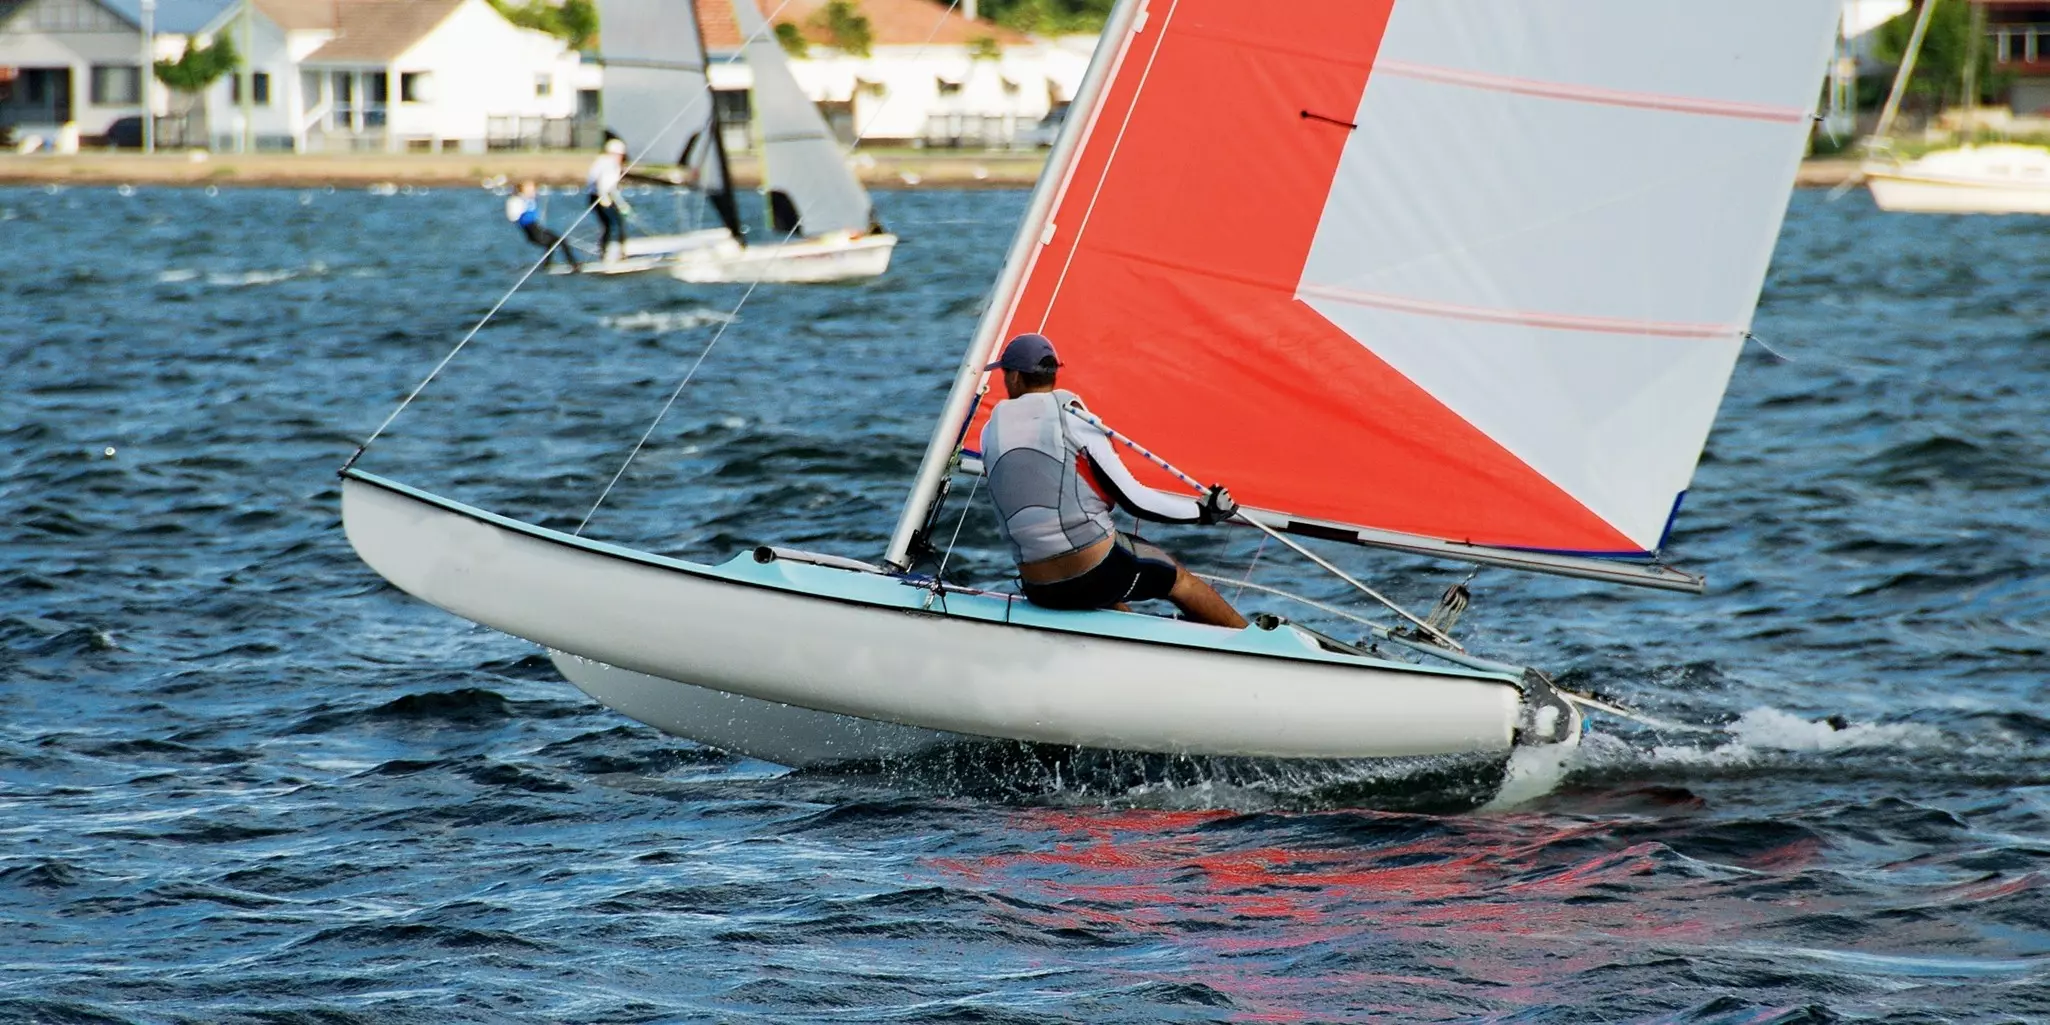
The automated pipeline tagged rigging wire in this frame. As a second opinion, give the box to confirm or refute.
[929,473,984,604]
[576,0,969,534]
[573,222,803,536]
[1034,0,1183,330]
[1231,533,1268,605]
[343,0,801,466]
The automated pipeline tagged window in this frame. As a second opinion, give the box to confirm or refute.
[400,71,433,103]
[228,72,272,106]
[936,77,963,97]
[90,65,140,105]
[534,73,552,98]
[36,0,120,31]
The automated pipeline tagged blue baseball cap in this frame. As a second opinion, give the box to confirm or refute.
[985,333,1062,373]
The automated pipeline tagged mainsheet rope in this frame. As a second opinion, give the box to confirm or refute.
[576,0,970,533]
[344,0,801,466]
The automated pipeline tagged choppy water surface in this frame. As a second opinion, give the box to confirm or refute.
[2,184,2046,1022]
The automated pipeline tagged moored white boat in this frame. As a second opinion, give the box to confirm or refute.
[1864,145,2050,214]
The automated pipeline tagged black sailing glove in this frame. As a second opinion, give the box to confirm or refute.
[1197,484,1239,525]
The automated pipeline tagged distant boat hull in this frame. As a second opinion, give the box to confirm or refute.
[562,227,735,276]
[340,469,1580,764]
[558,232,897,283]
[667,233,897,284]
[1865,146,2050,215]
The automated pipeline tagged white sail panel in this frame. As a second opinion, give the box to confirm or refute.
[597,0,723,180]
[730,0,873,237]
[1298,0,1840,549]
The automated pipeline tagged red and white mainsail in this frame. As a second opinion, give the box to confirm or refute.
[895,0,1840,581]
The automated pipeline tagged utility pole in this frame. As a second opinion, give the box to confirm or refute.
[140,0,155,152]
[239,0,255,153]
[1962,0,1985,139]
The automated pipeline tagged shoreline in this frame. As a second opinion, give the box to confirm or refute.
[0,151,1869,190]
[0,151,1044,190]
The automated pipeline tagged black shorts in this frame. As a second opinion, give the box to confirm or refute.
[1020,534,1179,611]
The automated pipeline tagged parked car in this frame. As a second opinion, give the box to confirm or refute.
[1017,104,1068,148]
[102,116,145,148]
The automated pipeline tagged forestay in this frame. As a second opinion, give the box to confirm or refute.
[944,0,1839,562]
[730,0,874,237]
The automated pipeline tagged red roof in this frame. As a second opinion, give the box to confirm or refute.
[699,0,1028,52]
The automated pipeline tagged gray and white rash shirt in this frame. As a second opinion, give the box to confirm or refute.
[978,390,1204,565]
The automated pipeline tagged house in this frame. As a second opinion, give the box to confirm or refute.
[1985,0,2050,113]
[697,0,1087,149]
[1846,0,2050,117]
[0,0,233,145]
[189,0,592,152]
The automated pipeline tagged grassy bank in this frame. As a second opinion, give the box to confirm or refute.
[0,150,1045,189]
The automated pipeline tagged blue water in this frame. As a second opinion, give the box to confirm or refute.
[2,183,2047,1022]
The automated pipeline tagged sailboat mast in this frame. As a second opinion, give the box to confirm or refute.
[1873,0,1942,144]
[689,0,744,239]
[882,0,1148,570]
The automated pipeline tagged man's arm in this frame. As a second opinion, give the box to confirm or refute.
[1073,422,1204,524]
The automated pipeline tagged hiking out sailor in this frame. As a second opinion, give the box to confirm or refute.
[586,137,630,263]
[978,333,1248,629]
[504,180,579,271]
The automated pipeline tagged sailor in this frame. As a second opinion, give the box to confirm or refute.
[504,180,579,271]
[978,333,1248,628]
[586,137,630,263]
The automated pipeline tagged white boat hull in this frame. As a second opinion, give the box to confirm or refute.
[340,471,1578,762]
[548,651,960,766]
[563,228,736,276]
[1866,174,2050,214]
[666,233,896,284]
[561,232,896,283]
[1864,147,2050,214]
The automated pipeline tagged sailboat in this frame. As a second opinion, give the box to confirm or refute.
[584,0,897,281]
[344,1,1841,786]
[1860,0,2050,214]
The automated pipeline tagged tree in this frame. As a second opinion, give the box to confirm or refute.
[969,34,1001,61]
[812,0,872,57]
[1873,0,2006,109]
[976,0,1112,34]
[492,0,598,51]
[154,31,238,94]
[774,21,808,58]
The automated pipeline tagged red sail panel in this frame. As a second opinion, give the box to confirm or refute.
[967,0,1636,553]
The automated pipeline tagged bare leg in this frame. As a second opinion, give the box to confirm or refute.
[1166,566,1247,629]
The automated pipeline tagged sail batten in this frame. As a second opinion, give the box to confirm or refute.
[1372,61,1814,124]
[926,0,1837,569]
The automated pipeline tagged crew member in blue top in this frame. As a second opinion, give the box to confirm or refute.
[978,333,1247,628]
[504,180,579,271]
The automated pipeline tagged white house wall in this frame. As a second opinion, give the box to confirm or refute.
[191,13,300,149]
[0,0,152,136]
[375,0,580,152]
[706,42,1086,145]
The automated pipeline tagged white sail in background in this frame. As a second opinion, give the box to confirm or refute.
[730,0,874,237]
[596,0,727,198]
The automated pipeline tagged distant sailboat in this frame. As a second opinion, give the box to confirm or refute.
[587,0,897,280]
[1862,0,2050,214]
[344,0,1841,793]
